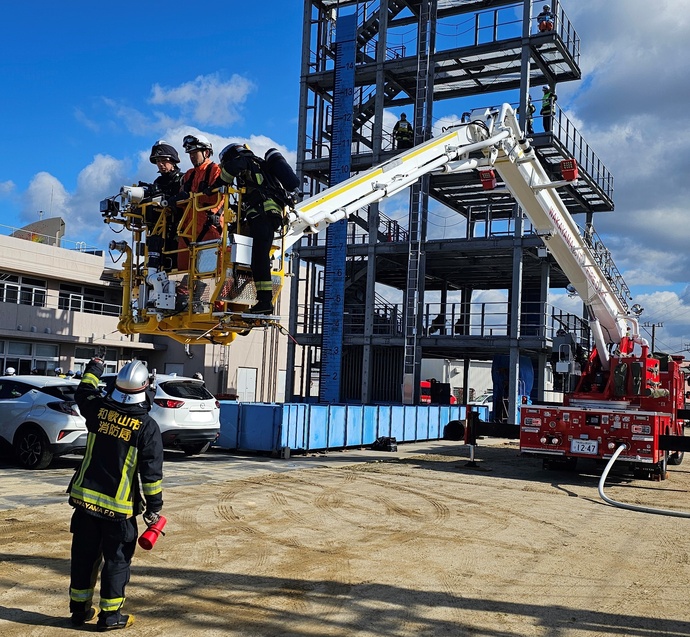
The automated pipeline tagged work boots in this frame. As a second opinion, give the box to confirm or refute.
[249,289,274,315]
[70,607,95,626]
[97,610,135,631]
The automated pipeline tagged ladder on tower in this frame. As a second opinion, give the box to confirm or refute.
[402,0,436,402]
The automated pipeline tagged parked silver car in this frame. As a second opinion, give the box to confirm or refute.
[101,372,220,456]
[0,376,87,469]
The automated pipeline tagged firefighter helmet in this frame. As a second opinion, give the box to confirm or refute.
[183,134,213,156]
[110,360,150,404]
[218,143,253,179]
[5,367,15,376]
[149,140,180,165]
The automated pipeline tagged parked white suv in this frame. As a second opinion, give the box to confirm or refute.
[0,376,87,469]
[101,372,220,456]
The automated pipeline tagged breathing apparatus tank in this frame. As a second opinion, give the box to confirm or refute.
[264,148,300,193]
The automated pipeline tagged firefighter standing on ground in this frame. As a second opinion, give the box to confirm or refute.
[218,143,284,315]
[393,113,414,150]
[176,134,223,271]
[67,358,163,631]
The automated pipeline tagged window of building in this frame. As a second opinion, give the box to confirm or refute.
[0,273,46,307]
[36,344,59,358]
[59,284,120,316]
[2,340,57,375]
[8,341,32,356]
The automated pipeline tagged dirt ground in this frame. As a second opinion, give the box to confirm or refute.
[1,438,690,637]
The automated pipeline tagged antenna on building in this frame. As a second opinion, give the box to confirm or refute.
[38,210,44,221]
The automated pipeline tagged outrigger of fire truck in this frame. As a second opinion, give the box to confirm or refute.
[101,102,689,479]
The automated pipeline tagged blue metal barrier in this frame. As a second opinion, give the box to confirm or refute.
[216,402,476,454]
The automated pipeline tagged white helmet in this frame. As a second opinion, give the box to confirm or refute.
[55,367,63,374]
[183,134,213,156]
[5,367,15,376]
[110,360,150,404]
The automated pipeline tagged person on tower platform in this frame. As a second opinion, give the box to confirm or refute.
[393,113,414,150]
[540,86,557,133]
[67,358,163,631]
[536,5,554,32]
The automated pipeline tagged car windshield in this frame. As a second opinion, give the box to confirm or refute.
[159,381,214,400]
[473,393,491,403]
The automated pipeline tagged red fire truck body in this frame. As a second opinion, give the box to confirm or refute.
[520,340,687,477]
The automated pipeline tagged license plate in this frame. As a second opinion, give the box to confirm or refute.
[570,439,598,455]
[188,412,213,422]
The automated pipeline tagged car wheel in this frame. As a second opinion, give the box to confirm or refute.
[182,442,211,456]
[14,425,53,470]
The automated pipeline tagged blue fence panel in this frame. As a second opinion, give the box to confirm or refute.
[346,405,364,447]
[377,406,392,438]
[308,405,330,449]
[415,406,429,440]
[363,406,378,444]
[389,406,405,441]
[239,404,281,452]
[328,406,347,448]
[216,401,240,449]
[285,403,309,450]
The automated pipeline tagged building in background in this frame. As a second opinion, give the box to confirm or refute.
[288,0,623,421]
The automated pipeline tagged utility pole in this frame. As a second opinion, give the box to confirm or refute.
[642,322,663,352]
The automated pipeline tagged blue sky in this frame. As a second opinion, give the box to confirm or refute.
[0,0,303,214]
[1,0,689,355]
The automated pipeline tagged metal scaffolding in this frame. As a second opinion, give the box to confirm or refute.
[287,0,621,418]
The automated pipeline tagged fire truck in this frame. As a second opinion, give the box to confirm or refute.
[101,103,689,478]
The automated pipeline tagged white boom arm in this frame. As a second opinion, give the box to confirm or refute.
[285,103,635,365]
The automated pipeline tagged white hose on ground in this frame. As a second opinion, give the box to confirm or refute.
[598,444,690,518]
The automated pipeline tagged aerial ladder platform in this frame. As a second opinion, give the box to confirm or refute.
[102,103,632,355]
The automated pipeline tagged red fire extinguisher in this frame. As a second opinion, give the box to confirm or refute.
[138,515,167,550]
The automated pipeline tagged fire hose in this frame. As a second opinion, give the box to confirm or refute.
[598,444,690,518]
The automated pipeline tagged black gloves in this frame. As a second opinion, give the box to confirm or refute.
[83,357,104,380]
[143,509,162,527]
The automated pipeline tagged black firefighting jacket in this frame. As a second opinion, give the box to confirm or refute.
[68,359,163,520]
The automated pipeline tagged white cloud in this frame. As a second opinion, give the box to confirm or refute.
[23,173,70,224]
[633,289,690,352]
[74,107,100,133]
[102,98,181,137]
[149,74,255,127]
[0,181,15,196]
[21,156,130,248]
